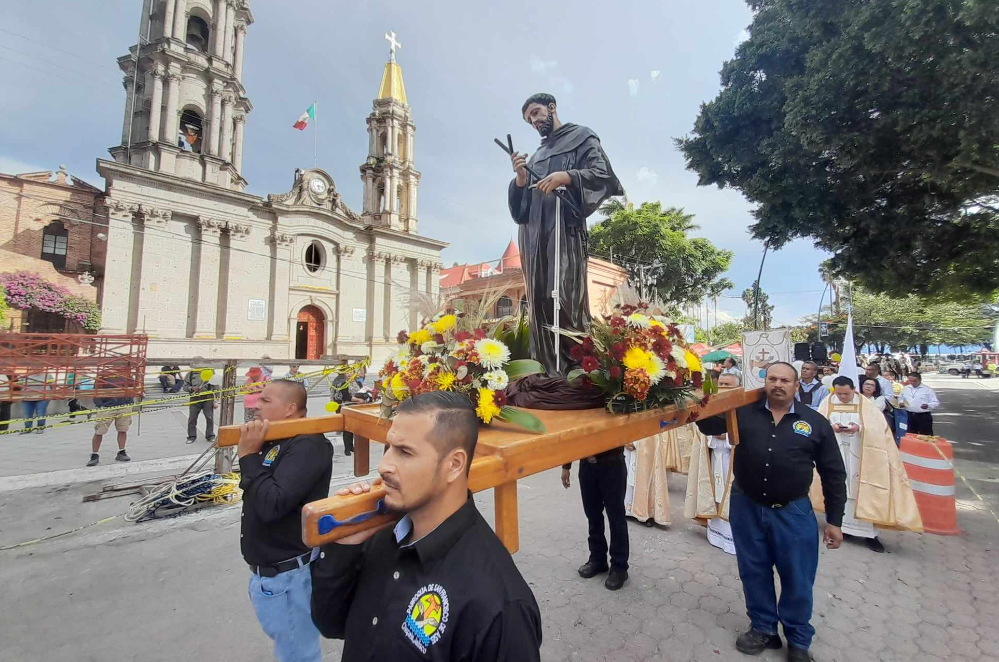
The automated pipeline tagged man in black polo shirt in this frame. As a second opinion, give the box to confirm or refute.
[697,362,846,662]
[238,379,333,662]
[311,391,542,661]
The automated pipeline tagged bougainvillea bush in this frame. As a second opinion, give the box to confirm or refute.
[0,271,102,331]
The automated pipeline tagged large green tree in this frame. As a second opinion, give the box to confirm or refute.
[677,0,999,300]
[589,202,734,307]
[799,288,997,351]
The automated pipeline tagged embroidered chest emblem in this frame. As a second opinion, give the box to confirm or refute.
[792,421,812,436]
[402,584,450,654]
[262,445,280,467]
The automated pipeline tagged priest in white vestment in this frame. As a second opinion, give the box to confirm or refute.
[814,375,924,552]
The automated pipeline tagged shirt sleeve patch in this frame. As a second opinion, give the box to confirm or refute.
[792,421,812,436]
[262,444,280,467]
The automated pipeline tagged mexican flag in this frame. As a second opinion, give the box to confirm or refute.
[293,102,316,130]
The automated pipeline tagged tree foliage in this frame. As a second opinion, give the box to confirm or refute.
[710,321,747,347]
[589,202,734,307]
[677,0,999,300]
[799,287,997,351]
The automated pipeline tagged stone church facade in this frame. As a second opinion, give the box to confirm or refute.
[97,0,445,364]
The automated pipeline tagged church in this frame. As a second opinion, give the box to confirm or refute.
[97,0,445,364]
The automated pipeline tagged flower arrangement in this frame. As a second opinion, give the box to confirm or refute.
[563,302,704,413]
[376,311,547,432]
[0,271,102,331]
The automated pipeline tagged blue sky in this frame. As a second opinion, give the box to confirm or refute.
[0,0,831,326]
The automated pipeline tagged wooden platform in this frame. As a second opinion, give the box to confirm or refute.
[217,387,762,552]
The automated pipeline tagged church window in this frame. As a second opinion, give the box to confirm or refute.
[379,132,387,156]
[304,241,325,273]
[41,221,69,269]
[378,186,386,212]
[186,15,210,53]
[395,185,403,213]
[179,109,203,152]
[496,296,513,318]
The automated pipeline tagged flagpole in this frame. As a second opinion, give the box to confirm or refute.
[313,102,318,168]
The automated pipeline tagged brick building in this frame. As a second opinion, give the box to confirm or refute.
[442,239,629,320]
[0,166,104,331]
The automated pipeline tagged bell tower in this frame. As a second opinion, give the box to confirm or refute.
[110,0,253,191]
[360,31,421,233]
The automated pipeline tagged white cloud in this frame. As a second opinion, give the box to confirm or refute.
[550,76,574,95]
[530,56,558,74]
[650,70,661,82]
[627,78,640,97]
[734,28,750,48]
[636,166,658,185]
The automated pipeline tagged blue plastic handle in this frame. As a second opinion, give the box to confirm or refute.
[317,499,388,535]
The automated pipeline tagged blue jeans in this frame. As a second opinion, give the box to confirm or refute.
[248,562,321,662]
[729,490,819,649]
[22,400,49,429]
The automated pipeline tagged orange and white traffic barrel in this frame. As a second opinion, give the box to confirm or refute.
[900,434,960,535]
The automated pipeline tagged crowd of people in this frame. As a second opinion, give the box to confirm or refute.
[225,355,935,662]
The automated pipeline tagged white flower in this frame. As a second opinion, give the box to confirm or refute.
[646,355,667,385]
[670,345,688,368]
[627,313,651,329]
[474,338,511,369]
[395,346,411,362]
[420,341,438,354]
[484,370,509,391]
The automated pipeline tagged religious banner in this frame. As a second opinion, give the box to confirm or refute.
[741,328,792,391]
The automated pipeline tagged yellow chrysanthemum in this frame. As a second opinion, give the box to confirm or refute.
[649,319,665,329]
[685,350,702,373]
[437,371,456,391]
[474,338,511,369]
[622,346,655,372]
[390,373,408,400]
[431,314,457,334]
[408,328,432,345]
[476,388,502,424]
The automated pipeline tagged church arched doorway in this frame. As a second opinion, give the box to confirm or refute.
[295,305,325,360]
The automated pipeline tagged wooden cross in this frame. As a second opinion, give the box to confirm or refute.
[384,31,402,61]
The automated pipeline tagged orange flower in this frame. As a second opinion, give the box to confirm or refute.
[623,368,651,400]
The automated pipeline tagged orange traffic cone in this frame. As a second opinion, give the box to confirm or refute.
[900,434,960,535]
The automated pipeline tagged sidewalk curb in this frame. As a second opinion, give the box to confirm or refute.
[0,454,203,493]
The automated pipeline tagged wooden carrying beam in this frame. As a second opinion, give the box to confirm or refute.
[216,414,344,447]
[297,387,763,551]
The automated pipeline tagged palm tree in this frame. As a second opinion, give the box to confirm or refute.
[597,197,627,217]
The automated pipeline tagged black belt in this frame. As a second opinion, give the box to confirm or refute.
[248,551,313,578]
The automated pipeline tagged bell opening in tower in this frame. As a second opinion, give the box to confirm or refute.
[179,109,203,152]
[186,15,210,53]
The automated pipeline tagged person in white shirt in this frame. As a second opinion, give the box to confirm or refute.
[864,364,895,406]
[720,357,742,379]
[795,361,828,411]
[705,372,741,555]
[898,372,940,435]
[972,362,984,378]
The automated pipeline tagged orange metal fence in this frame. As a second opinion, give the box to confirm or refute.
[0,333,148,402]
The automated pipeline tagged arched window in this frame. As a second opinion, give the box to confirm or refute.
[304,241,325,273]
[378,186,386,212]
[496,296,513,318]
[179,108,203,152]
[395,185,403,213]
[379,132,387,156]
[41,221,69,269]
[186,15,210,52]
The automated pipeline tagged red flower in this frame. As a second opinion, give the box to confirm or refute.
[582,337,595,352]
[455,330,472,342]
[397,330,409,344]
[700,395,711,407]
[609,366,622,380]
[610,342,626,360]
[610,316,626,329]
[493,390,508,406]
[692,372,703,388]
[569,344,583,361]
[406,378,422,392]
[433,333,445,344]
[581,356,600,373]
[473,328,487,340]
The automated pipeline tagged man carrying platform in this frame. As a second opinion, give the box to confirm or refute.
[696,362,847,662]
[311,392,542,661]
[238,380,333,662]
